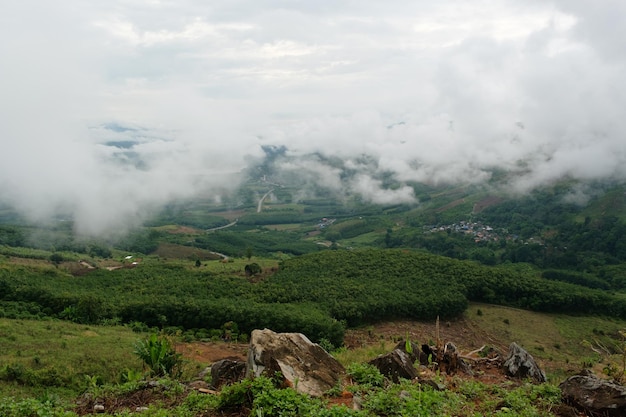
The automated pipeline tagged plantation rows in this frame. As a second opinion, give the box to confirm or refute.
[2,249,626,346]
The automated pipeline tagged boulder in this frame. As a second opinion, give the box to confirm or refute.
[369,347,419,383]
[210,359,247,389]
[502,342,546,383]
[560,370,626,416]
[247,329,345,397]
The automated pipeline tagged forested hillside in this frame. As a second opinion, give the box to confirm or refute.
[3,248,626,349]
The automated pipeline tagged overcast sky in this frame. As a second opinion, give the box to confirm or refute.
[1,0,625,235]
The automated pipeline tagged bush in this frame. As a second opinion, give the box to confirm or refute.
[133,334,183,378]
[346,363,384,388]
[252,386,322,416]
[218,377,275,410]
[244,263,262,276]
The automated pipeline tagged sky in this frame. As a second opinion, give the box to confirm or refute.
[1,0,625,236]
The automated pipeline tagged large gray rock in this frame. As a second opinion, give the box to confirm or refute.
[247,329,345,397]
[560,370,626,416]
[502,342,546,383]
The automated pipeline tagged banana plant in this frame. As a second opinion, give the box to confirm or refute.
[133,333,183,378]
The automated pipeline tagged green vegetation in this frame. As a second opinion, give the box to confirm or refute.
[5,247,626,348]
[2,178,626,414]
[0,319,143,399]
[0,368,564,416]
[133,334,183,378]
[194,229,321,257]
[2,304,625,415]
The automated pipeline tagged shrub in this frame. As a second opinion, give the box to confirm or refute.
[218,377,275,410]
[133,334,183,378]
[252,386,322,416]
[318,337,335,352]
[244,263,262,276]
[346,363,384,388]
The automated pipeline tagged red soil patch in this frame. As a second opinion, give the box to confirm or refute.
[344,317,508,353]
[164,226,202,234]
[472,196,504,214]
[154,243,222,261]
[176,318,514,387]
[344,319,519,387]
[435,198,466,213]
[176,341,248,364]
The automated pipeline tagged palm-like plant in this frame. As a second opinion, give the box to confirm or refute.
[133,334,183,378]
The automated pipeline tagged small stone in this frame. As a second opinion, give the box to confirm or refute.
[198,388,218,394]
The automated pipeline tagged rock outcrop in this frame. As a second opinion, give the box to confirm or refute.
[210,359,247,389]
[502,342,546,383]
[560,370,626,416]
[247,329,345,397]
[368,340,420,383]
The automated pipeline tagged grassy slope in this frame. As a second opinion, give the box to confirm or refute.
[0,319,145,400]
[468,303,626,381]
[3,303,625,401]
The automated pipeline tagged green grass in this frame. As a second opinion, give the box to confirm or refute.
[339,231,384,247]
[0,304,614,416]
[0,319,145,400]
[469,303,626,380]
[262,203,306,212]
[153,243,222,261]
[0,246,84,262]
[333,341,396,367]
[263,223,305,231]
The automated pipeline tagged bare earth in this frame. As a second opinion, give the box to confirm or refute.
[175,317,513,386]
[176,317,507,364]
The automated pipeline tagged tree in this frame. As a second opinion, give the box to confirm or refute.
[245,263,262,276]
[49,253,64,267]
[89,244,112,259]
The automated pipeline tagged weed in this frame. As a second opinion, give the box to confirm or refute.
[404,331,414,354]
[218,377,275,410]
[318,337,335,352]
[0,396,76,417]
[325,381,343,398]
[183,391,220,414]
[252,385,320,416]
[346,363,384,388]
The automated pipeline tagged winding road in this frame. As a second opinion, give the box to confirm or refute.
[257,189,274,213]
[205,219,238,232]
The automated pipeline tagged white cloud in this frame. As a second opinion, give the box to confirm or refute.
[1,0,625,235]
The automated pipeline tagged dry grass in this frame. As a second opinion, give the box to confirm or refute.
[333,303,626,383]
[469,303,626,379]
